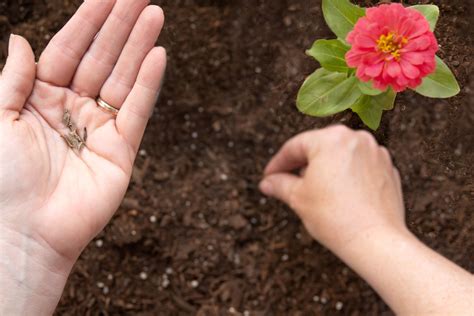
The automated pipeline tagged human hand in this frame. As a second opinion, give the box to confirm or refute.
[260,126,474,315]
[0,1,165,314]
[259,125,406,255]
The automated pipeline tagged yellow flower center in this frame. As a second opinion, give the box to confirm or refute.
[376,32,408,60]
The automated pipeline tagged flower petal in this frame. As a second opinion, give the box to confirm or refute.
[402,52,425,65]
[344,2,438,93]
[373,79,389,91]
[419,37,433,50]
[347,30,357,44]
[391,81,405,92]
[396,73,409,86]
[356,65,369,80]
[365,62,384,77]
[400,60,420,79]
[345,49,369,67]
[355,34,377,48]
[386,61,401,77]
[408,20,430,39]
[408,78,422,89]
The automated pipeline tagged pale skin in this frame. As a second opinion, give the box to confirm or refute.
[259,126,474,315]
[0,0,165,314]
[0,2,472,316]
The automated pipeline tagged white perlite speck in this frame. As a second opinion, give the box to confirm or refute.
[139,272,148,280]
[162,277,170,288]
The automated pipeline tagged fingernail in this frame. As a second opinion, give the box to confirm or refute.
[8,34,16,55]
[259,180,273,196]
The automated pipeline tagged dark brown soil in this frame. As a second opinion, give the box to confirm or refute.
[1,0,473,314]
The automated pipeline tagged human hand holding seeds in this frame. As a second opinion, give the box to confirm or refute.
[0,1,165,314]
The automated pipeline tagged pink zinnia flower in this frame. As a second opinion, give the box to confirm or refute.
[345,3,438,92]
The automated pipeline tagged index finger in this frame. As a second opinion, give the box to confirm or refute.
[264,130,319,176]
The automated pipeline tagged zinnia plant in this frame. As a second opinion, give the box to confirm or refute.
[297,0,460,130]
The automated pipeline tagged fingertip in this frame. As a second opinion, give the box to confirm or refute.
[147,46,167,69]
[155,46,167,61]
[156,46,167,82]
[136,46,166,90]
[8,34,35,59]
[5,33,36,79]
[259,173,300,206]
[259,179,274,197]
[150,46,167,79]
[0,34,36,111]
[142,5,165,28]
[8,33,16,53]
[152,5,165,21]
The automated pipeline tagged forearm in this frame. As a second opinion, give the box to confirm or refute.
[335,225,474,315]
[0,225,71,315]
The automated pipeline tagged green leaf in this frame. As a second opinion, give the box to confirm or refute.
[306,39,350,73]
[414,56,460,98]
[358,80,384,96]
[375,87,397,110]
[410,4,439,31]
[352,96,382,130]
[322,0,366,40]
[351,89,397,130]
[297,68,362,117]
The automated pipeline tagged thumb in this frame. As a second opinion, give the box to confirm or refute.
[0,34,36,113]
[259,173,301,207]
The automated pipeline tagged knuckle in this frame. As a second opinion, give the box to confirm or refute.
[327,125,352,143]
[393,167,401,180]
[380,146,392,161]
[330,124,351,135]
[357,130,375,142]
[356,130,377,148]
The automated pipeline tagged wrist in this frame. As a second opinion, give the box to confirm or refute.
[330,223,474,315]
[332,223,414,265]
[0,223,73,315]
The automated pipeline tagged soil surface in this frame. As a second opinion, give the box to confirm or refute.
[1,0,473,315]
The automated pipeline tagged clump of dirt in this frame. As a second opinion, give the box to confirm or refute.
[1,0,472,314]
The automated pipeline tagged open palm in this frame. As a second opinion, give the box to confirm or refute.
[0,0,166,261]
